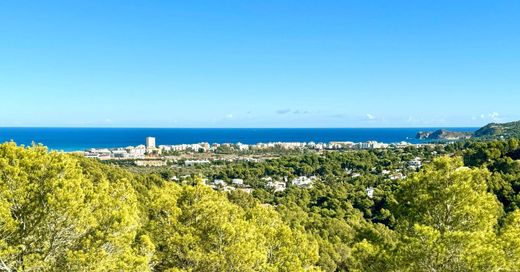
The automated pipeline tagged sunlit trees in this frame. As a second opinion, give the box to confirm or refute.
[145,180,320,272]
[0,143,146,271]
[0,143,321,271]
[390,157,505,271]
[499,210,520,271]
[2,141,520,271]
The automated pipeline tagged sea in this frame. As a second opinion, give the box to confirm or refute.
[0,127,477,152]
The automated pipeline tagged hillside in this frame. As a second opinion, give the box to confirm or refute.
[3,141,520,270]
[474,120,520,138]
[416,120,520,141]
[416,129,472,140]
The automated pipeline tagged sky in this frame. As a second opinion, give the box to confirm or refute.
[0,0,519,128]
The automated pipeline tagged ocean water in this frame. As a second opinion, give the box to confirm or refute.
[0,127,477,152]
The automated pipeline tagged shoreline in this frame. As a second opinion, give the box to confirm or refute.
[0,127,477,153]
[2,138,447,154]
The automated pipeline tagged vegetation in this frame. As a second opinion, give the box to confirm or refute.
[474,120,520,139]
[2,139,520,271]
[416,121,520,141]
[0,143,318,271]
[415,129,472,140]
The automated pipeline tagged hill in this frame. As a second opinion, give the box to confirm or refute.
[417,120,520,141]
[474,120,520,138]
[416,129,473,140]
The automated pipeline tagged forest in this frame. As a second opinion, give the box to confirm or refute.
[1,139,520,271]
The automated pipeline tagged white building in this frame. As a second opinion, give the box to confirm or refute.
[146,137,156,148]
[389,172,406,180]
[135,160,166,167]
[185,160,210,166]
[212,179,227,186]
[85,148,111,159]
[366,187,375,198]
[222,186,236,192]
[127,145,146,158]
[112,150,129,158]
[408,157,423,169]
[292,176,316,188]
[236,143,249,151]
[267,181,286,192]
[232,178,244,186]
[357,141,388,149]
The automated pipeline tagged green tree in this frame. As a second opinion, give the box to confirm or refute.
[390,156,505,271]
[0,143,148,271]
[145,180,320,271]
[498,209,520,271]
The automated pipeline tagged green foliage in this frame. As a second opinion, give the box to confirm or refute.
[390,157,505,271]
[0,143,147,271]
[144,181,320,271]
[474,121,520,139]
[499,210,520,271]
[0,143,320,271]
[2,141,520,271]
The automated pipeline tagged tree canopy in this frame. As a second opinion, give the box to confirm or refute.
[1,141,520,271]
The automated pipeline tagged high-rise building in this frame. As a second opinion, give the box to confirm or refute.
[146,137,156,148]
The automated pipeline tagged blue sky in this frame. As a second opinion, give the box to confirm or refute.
[0,0,519,127]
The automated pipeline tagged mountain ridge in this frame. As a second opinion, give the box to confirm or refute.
[416,120,520,140]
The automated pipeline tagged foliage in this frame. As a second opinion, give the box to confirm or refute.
[0,143,319,271]
[2,140,520,271]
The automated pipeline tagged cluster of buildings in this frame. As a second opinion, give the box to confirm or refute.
[222,141,396,150]
[206,178,253,193]
[82,137,425,171]
[160,142,211,152]
[291,176,318,188]
[202,174,319,194]
[81,136,432,201]
[84,137,159,160]
[159,140,418,153]
[203,155,424,195]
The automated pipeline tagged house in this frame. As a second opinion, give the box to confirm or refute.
[222,186,236,192]
[366,187,375,198]
[135,160,167,167]
[389,172,405,180]
[292,176,316,188]
[232,178,244,186]
[267,181,286,192]
[84,153,100,159]
[185,160,210,166]
[213,179,227,186]
[408,157,423,169]
[356,141,388,149]
[112,150,129,158]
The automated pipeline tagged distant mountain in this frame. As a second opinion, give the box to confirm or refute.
[416,121,520,141]
[416,129,473,140]
[474,121,520,138]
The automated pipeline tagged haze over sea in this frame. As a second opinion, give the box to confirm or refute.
[0,127,477,152]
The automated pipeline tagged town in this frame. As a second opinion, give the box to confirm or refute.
[83,136,425,161]
[82,136,428,195]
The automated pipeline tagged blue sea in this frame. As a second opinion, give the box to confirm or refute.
[0,128,477,152]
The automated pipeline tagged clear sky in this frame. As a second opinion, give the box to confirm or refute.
[1,1,519,128]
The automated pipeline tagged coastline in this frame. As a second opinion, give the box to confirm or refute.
[0,127,477,152]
